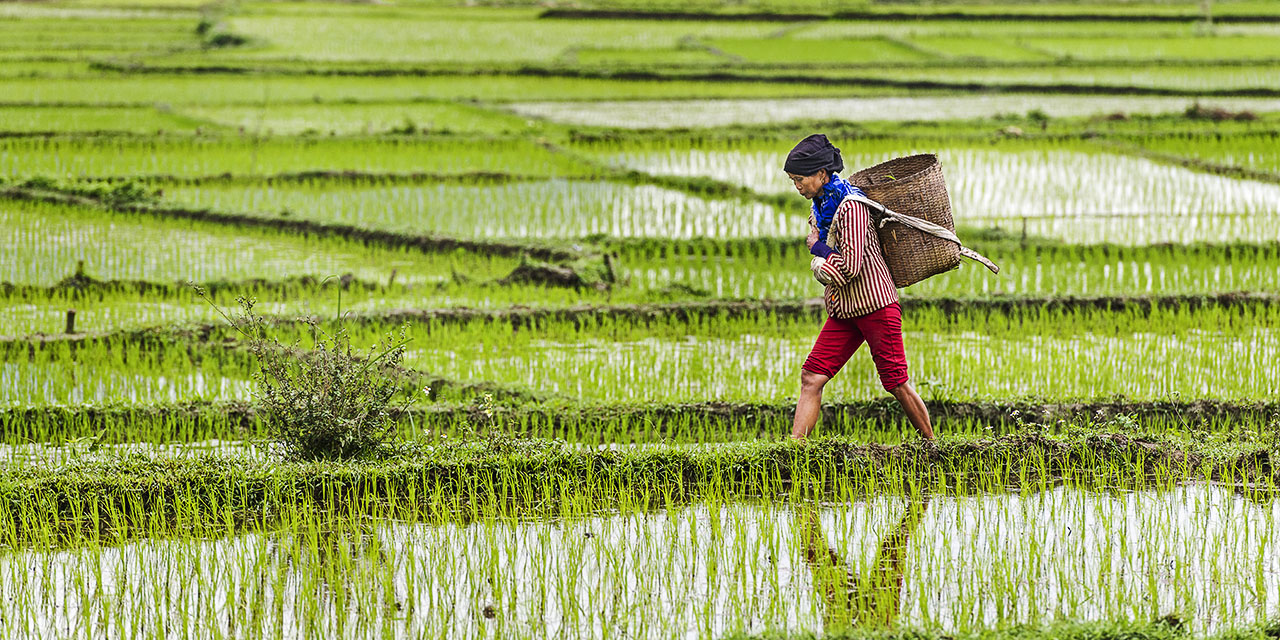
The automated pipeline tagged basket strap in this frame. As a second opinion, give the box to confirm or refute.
[844,195,1001,275]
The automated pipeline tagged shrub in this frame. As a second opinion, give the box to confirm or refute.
[194,288,411,460]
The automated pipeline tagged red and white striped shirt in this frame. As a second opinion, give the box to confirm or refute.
[810,198,898,318]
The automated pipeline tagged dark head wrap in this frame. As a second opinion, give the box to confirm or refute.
[784,133,843,176]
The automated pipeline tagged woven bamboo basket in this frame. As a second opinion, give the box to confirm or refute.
[848,154,960,288]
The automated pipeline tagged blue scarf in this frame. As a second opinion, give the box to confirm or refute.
[811,173,865,243]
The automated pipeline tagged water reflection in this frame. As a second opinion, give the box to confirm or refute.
[800,495,930,631]
[0,484,1275,639]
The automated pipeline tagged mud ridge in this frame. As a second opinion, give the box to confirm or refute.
[4,398,1278,438]
[0,273,392,300]
[1109,142,1280,185]
[5,293,1276,346]
[131,170,542,187]
[81,62,1280,98]
[369,292,1279,327]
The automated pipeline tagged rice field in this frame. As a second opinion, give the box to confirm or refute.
[0,74,881,105]
[0,136,601,180]
[594,142,1280,244]
[0,198,523,287]
[4,1,1280,638]
[510,95,1280,128]
[1,485,1275,638]
[158,179,802,240]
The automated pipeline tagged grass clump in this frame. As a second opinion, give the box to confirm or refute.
[16,176,158,207]
[195,287,411,461]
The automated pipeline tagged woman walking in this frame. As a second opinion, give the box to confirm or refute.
[784,134,934,441]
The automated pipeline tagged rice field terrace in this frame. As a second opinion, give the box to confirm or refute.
[3,0,1280,638]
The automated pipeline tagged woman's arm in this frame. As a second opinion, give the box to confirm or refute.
[808,199,868,286]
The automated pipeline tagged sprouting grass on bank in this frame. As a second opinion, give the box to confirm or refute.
[6,396,1276,450]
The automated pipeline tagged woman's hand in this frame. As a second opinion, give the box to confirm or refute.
[806,225,819,249]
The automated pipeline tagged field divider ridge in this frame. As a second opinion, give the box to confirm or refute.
[5,293,1274,346]
[80,62,1280,98]
[6,398,1277,438]
[1100,139,1280,185]
[2,430,1276,543]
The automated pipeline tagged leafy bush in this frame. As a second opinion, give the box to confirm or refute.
[195,288,411,460]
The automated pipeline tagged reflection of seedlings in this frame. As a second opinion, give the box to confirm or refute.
[261,519,406,631]
[799,495,931,631]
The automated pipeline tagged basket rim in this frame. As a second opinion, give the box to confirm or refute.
[850,153,939,185]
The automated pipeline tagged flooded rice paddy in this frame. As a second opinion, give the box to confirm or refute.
[160,180,801,240]
[600,148,1280,244]
[511,96,1280,128]
[2,484,1274,639]
[409,328,1280,404]
[6,4,1280,638]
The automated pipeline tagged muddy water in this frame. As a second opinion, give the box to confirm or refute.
[1,484,1275,639]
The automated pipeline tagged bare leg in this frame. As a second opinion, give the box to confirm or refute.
[889,382,934,440]
[792,369,830,439]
